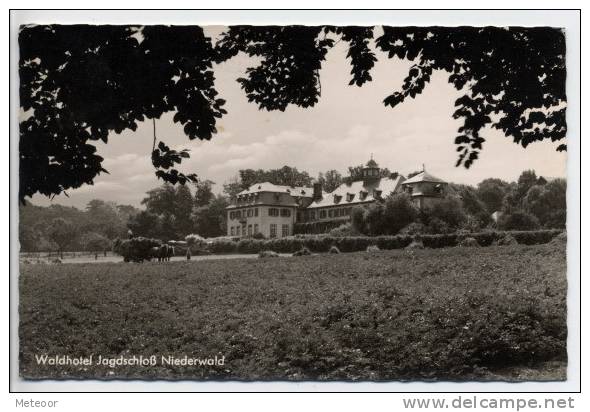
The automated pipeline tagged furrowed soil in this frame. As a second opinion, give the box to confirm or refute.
[19,243,567,381]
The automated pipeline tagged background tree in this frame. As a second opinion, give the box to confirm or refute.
[19,25,566,203]
[344,164,393,183]
[81,232,112,255]
[46,218,77,258]
[192,195,229,238]
[223,166,314,199]
[421,197,467,230]
[497,210,540,231]
[194,179,215,207]
[173,185,194,237]
[127,211,161,239]
[317,169,343,193]
[523,178,567,228]
[477,178,510,214]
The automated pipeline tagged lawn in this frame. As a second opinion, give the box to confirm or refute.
[19,243,567,381]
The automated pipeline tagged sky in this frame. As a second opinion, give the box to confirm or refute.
[29,26,567,209]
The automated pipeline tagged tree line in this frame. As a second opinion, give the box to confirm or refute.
[19,166,566,254]
[346,170,566,237]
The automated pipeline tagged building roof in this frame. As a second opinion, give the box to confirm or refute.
[237,182,314,198]
[401,171,447,185]
[306,175,405,209]
[366,158,379,168]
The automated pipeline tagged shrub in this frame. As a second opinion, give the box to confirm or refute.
[251,232,266,240]
[208,239,237,254]
[550,231,567,245]
[422,196,467,229]
[421,233,458,248]
[375,235,413,250]
[258,250,279,258]
[399,222,427,236]
[351,206,368,234]
[458,237,480,247]
[185,234,207,251]
[406,240,424,249]
[334,236,372,253]
[237,239,263,254]
[510,230,561,245]
[329,246,341,254]
[497,234,518,246]
[293,247,312,256]
[366,245,380,253]
[498,210,540,231]
[425,217,451,234]
[381,193,420,235]
[329,223,359,237]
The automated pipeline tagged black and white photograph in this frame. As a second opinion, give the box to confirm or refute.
[10,9,580,393]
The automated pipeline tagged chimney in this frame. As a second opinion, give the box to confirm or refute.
[313,182,323,201]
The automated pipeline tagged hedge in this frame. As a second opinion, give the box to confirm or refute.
[206,229,562,255]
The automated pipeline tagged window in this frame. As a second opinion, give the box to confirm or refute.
[328,209,334,218]
[282,224,289,237]
[346,193,354,202]
[280,208,291,217]
[236,210,242,219]
[320,210,327,219]
[310,211,316,220]
[247,209,253,217]
[229,211,234,220]
[242,225,246,236]
[248,225,252,236]
[236,226,240,236]
[270,224,277,238]
[254,224,259,234]
[346,207,352,215]
[230,227,235,236]
[269,208,279,217]
[255,208,259,217]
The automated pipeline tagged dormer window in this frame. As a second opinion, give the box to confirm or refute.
[359,190,368,200]
[346,193,354,202]
[374,189,382,199]
[333,194,342,204]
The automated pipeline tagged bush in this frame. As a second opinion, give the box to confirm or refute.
[329,223,359,237]
[252,232,266,240]
[406,240,424,249]
[258,250,279,258]
[399,222,427,236]
[421,196,467,229]
[351,206,368,235]
[208,239,237,254]
[458,237,480,247]
[497,234,518,246]
[425,217,451,234]
[329,246,341,254]
[204,230,561,255]
[293,247,312,256]
[498,210,540,231]
[366,245,380,253]
[381,193,420,235]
